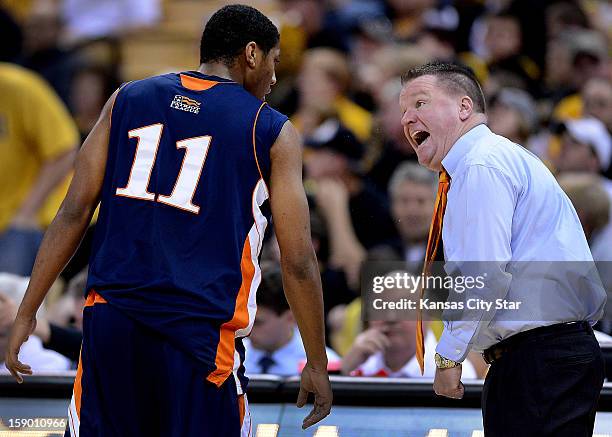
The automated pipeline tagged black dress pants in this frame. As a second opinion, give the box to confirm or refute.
[482,323,604,436]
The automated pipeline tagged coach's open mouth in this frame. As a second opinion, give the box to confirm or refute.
[411,130,430,148]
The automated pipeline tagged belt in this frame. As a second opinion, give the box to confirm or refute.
[482,321,592,365]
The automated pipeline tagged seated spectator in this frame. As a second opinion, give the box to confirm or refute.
[551,29,609,120]
[69,64,119,141]
[341,319,478,378]
[243,269,340,376]
[483,11,540,96]
[0,273,71,374]
[18,0,82,106]
[582,78,612,137]
[555,117,611,180]
[488,87,539,145]
[0,63,79,276]
[341,321,439,378]
[34,269,85,361]
[558,172,612,333]
[366,80,419,195]
[381,162,437,266]
[341,271,477,378]
[554,117,612,261]
[294,48,372,142]
[305,121,398,291]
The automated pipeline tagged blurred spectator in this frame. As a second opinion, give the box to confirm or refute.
[483,11,540,95]
[372,162,436,267]
[558,172,612,333]
[294,48,372,142]
[550,29,609,120]
[556,118,612,176]
[582,77,612,136]
[545,1,590,40]
[305,121,397,288]
[18,0,82,106]
[33,269,85,362]
[354,45,430,109]
[243,269,340,376]
[367,81,418,195]
[278,0,348,52]
[555,117,612,262]
[0,273,71,373]
[61,0,161,42]
[415,27,457,63]
[488,87,538,144]
[558,172,610,252]
[69,64,119,140]
[384,0,443,42]
[0,7,22,62]
[0,63,78,276]
[341,271,477,378]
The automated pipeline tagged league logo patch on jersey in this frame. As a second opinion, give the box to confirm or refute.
[170,95,201,114]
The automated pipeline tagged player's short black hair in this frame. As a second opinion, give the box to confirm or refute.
[200,4,280,66]
[401,62,486,114]
[257,269,290,316]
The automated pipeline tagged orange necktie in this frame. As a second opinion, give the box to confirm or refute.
[416,169,450,375]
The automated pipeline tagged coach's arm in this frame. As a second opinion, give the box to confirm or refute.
[5,90,118,383]
[269,120,333,429]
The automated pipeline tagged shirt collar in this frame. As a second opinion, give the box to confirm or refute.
[441,123,490,179]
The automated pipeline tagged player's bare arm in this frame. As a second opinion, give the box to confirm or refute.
[4,90,118,383]
[269,120,333,429]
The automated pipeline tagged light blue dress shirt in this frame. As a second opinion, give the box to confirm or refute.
[436,124,607,362]
[243,327,340,376]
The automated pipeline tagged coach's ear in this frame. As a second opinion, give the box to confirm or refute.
[459,96,473,121]
[245,41,258,69]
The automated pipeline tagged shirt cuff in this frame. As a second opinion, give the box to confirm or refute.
[435,329,471,362]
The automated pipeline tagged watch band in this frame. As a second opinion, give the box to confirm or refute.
[435,352,461,369]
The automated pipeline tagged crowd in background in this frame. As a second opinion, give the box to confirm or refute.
[0,0,611,380]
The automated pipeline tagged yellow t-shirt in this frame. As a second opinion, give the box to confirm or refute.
[334,96,372,142]
[0,63,79,232]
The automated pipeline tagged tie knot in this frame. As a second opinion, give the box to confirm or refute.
[439,170,450,183]
[258,354,276,374]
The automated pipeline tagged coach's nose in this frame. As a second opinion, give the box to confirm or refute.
[401,108,416,126]
[271,71,277,87]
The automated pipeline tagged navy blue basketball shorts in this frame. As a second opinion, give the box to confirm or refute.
[65,291,252,437]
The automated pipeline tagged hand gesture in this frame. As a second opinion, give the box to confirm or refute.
[296,363,333,429]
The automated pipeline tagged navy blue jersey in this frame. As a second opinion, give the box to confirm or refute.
[86,71,288,390]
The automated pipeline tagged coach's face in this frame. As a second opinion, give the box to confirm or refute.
[400,75,464,171]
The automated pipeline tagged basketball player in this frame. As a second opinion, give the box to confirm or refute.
[5,5,332,436]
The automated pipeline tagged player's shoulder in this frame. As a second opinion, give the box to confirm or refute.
[118,72,177,96]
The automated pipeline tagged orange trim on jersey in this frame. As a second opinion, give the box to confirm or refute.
[238,394,246,427]
[74,350,83,417]
[84,290,107,307]
[207,236,255,387]
[252,102,266,181]
[180,74,219,91]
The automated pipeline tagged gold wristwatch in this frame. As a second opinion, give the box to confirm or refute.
[434,352,461,369]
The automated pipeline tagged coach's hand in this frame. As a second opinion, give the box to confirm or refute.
[4,312,36,383]
[433,365,464,399]
[297,363,333,429]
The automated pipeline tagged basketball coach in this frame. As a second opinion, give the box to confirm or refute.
[400,62,606,436]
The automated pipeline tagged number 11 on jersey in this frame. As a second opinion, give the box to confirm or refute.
[116,123,212,214]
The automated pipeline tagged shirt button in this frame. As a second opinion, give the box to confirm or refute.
[455,349,461,354]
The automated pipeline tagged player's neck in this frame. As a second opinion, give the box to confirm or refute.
[197,63,242,85]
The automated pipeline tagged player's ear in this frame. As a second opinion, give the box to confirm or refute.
[245,41,257,69]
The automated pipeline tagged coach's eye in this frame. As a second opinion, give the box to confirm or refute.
[416,101,425,109]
